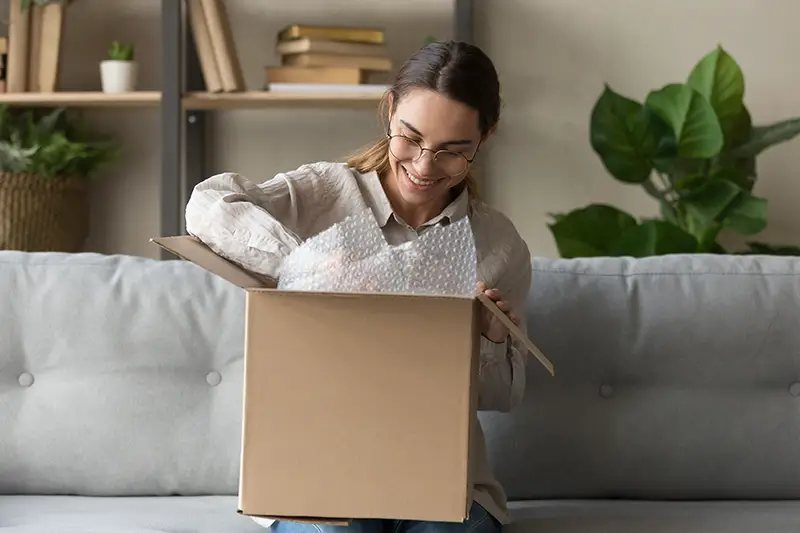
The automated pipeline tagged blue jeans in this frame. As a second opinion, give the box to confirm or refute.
[270,502,500,533]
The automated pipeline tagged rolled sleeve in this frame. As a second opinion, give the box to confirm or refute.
[475,233,533,413]
[184,164,333,278]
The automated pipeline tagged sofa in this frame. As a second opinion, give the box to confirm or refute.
[1,249,799,532]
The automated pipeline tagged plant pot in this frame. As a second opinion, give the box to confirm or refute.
[0,173,90,252]
[100,60,137,93]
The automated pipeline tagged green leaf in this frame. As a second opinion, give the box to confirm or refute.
[547,204,638,258]
[686,46,746,144]
[683,179,742,222]
[589,85,668,183]
[608,221,699,257]
[729,117,800,157]
[682,179,767,235]
[645,83,724,158]
[723,193,767,235]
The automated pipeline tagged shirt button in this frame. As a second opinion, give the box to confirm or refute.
[599,384,614,399]
[789,382,800,397]
[18,372,34,388]
[206,371,222,387]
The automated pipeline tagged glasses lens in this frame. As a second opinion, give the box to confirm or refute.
[434,151,469,175]
[388,136,421,161]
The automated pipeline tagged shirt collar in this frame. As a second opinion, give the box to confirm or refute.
[360,170,470,228]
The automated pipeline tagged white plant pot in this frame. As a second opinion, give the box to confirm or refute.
[100,60,137,93]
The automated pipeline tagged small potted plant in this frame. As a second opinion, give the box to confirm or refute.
[100,41,136,93]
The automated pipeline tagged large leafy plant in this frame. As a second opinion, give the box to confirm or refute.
[548,46,800,257]
[0,105,118,179]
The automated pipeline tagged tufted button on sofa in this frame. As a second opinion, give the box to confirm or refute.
[1,250,800,532]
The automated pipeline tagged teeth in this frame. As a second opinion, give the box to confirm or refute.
[403,167,439,187]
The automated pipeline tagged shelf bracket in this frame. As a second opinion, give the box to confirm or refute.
[184,16,208,234]
[454,0,474,43]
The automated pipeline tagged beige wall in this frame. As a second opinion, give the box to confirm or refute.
[8,0,798,259]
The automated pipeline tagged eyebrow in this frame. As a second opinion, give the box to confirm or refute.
[399,120,474,147]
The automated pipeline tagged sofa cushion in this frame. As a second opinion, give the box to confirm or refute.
[506,500,800,532]
[480,253,800,500]
[0,495,265,532]
[0,251,246,496]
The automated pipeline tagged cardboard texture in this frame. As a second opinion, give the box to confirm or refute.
[151,236,553,524]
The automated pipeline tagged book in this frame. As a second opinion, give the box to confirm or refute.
[267,82,389,93]
[7,0,30,92]
[283,53,392,72]
[275,37,387,58]
[27,4,43,91]
[199,0,245,92]
[186,0,223,92]
[37,2,65,92]
[265,66,363,85]
[277,24,384,45]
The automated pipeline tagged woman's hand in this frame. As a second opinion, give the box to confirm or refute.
[477,281,520,343]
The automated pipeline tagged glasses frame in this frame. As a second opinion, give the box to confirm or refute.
[386,128,480,176]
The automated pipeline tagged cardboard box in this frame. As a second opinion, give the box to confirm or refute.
[152,236,553,524]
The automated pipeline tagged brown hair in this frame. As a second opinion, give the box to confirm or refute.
[346,40,501,203]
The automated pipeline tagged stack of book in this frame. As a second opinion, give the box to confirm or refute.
[265,24,392,93]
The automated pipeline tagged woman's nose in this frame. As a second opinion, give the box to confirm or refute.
[413,150,437,176]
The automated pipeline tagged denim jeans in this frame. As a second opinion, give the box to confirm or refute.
[270,502,501,533]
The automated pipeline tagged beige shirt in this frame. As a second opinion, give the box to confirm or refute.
[185,161,532,525]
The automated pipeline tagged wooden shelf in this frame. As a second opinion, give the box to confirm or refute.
[0,91,161,107]
[182,90,385,110]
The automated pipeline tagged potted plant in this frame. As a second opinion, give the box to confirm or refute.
[101,41,136,93]
[547,45,800,258]
[0,105,119,252]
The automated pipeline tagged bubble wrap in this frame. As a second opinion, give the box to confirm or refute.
[277,208,477,296]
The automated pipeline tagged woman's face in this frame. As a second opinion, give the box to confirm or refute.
[386,89,485,208]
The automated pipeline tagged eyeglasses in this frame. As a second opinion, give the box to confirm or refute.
[386,132,476,176]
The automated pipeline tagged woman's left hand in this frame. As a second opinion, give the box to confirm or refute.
[477,281,520,343]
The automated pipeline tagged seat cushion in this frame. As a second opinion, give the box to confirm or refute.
[507,500,800,532]
[0,495,266,532]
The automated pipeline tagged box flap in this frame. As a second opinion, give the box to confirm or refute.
[150,236,276,289]
[477,293,554,376]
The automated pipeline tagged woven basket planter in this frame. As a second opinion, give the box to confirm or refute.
[0,172,90,253]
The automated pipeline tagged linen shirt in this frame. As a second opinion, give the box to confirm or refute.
[184,161,532,526]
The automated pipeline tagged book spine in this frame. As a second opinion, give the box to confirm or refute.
[27,4,43,91]
[187,0,223,92]
[7,0,30,93]
[199,0,245,92]
[37,2,64,93]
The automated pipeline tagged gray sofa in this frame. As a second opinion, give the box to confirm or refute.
[1,249,799,532]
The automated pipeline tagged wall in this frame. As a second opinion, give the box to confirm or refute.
[5,0,798,259]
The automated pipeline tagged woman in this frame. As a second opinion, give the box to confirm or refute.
[185,40,531,533]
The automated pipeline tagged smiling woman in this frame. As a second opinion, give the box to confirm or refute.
[184,40,532,533]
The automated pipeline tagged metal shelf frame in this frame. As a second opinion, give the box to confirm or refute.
[158,0,473,258]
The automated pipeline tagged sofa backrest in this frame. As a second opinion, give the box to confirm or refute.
[480,253,800,501]
[3,251,800,500]
[0,251,246,496]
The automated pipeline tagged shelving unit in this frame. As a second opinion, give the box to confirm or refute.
[0,91,162,107]
[182,90,386,110]
[0,0,474,259]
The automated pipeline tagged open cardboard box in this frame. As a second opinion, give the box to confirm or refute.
[152,235,553,525]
